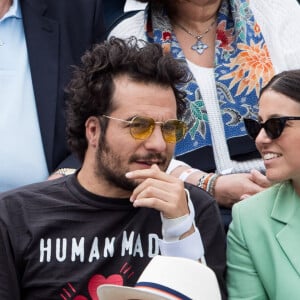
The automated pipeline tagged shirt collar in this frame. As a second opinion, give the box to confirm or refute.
[1,0,22,22]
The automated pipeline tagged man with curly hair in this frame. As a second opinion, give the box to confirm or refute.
[0,37,226,299]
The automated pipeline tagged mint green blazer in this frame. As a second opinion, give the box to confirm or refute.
[227,181,300,299]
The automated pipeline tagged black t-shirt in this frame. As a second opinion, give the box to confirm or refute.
[0,175,227,299]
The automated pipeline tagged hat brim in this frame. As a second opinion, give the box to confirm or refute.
[97,284,172,300]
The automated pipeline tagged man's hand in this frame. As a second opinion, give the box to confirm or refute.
[125,164,189,219]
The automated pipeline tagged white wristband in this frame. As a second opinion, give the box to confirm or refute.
[159,227,205,261]
[161,214,191,242]
[161,189,195,241]
[179,168,198,181]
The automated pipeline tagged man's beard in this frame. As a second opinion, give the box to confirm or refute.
[95,137,170,192]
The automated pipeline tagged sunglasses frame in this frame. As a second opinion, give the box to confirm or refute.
[102,115,187,143]
[244,116,300,140]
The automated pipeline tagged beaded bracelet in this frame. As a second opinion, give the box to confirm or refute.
[197,173,220,197]
[197,173,213,191]
[207,174,220,197]
[197,174,207,189]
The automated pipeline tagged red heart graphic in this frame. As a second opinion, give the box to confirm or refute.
[88,274,123,300]
[73,296,88,300]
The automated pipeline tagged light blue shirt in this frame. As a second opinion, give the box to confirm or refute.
[0,0,48,192]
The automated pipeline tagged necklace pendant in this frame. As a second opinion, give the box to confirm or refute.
[191,37,208,55]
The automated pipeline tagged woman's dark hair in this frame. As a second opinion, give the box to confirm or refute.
[260,69,300,103]
[66,37,189,162]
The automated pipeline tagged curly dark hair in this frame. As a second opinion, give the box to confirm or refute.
[66,37,189,162]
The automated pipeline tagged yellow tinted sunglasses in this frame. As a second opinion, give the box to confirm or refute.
[102,115,187,143]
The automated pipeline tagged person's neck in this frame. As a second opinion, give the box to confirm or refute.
[0,0,12,19]
[169,0,221,32]
[293,179,300,197]
[77,165,131,199]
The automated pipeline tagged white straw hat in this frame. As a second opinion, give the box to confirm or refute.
[97,255,221,300]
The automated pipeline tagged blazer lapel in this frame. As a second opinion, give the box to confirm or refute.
[271,182,300,276]
[21,0,59,171]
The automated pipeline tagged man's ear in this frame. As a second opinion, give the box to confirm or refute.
[85,116,100,148]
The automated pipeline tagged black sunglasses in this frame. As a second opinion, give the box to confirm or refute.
[244,116,300,140]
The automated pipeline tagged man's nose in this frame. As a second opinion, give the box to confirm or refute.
[143,125,168,152]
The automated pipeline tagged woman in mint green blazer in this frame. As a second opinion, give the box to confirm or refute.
[227,69,300,299]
